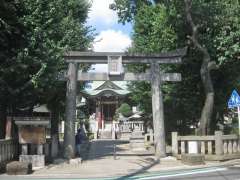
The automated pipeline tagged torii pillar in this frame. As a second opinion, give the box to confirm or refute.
[63,62,78,159]
[151,62,166,157]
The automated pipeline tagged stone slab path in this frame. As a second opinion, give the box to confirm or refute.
[26,140,184,178]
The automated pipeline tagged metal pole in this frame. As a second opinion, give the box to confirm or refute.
[238,106,240,135]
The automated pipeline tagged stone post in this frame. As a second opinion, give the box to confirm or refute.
[172,132,178,156]
[151,62,166,158]
[5,116,12,139]
[64,62,78,159]
[215,131,223,156]
[37,144,43,155]
[45,143,50,157]
[101,103,104,130]
[22,144,28,155]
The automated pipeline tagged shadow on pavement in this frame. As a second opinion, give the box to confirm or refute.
[86,140,129,160]
[115,158,160,180]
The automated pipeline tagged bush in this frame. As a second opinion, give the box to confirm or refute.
[118,103,132,117]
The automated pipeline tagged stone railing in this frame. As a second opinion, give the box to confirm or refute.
[172,131,240,161]
[113,121,144,140]
[0,139,18,166]
[117,121,144,133]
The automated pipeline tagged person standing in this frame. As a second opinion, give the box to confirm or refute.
[75,128,83,157]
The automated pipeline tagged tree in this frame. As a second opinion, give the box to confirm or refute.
[18,0,93,157]
[112,0,240,136]
[118,103,132,117]
[0,0,94,147]
[0,0,28,138]
[184,0,216,135]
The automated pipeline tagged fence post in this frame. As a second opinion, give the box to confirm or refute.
[215,131,223,156]
[172,132,178,156]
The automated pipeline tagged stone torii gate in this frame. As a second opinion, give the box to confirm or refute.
[63,48,186,158]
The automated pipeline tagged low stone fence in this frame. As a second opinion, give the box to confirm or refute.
[114,121,144,140]
[0,139,19,167]
[172,131,240,161]
[117,121,144,133]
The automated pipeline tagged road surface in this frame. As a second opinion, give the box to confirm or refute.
[1,165,240,180]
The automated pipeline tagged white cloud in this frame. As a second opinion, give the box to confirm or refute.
[88,0,117,26]
[89,64,108,73]
[89,30,131,73]
[93,29,131,52]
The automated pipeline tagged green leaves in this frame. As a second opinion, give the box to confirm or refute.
[133,4,177,53]
[112,0,240,134]
[117,103,133,117]
[0,0,93,113]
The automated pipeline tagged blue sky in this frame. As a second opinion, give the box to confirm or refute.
[87,0,133,53]
[85,0,132,85]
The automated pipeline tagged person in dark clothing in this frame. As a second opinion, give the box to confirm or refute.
[75,128,83,157]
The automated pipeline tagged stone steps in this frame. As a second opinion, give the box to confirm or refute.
[99,131,112,139]
[120,132,131,140]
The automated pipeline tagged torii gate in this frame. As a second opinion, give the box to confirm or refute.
[63,48,187,158]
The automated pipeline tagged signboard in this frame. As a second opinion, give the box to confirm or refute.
[228,90,240,109]
[227,89,240,135]
[19,127,46,144]
[108,56,123,75]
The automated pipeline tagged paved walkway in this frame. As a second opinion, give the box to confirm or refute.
[7,140,240,179]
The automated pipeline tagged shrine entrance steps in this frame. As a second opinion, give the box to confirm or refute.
[98,131,112,139]
[98,131,132,140]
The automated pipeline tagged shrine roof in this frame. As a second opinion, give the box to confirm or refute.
[81,81,130,98]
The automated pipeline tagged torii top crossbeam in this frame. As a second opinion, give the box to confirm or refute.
[64,47,187,64]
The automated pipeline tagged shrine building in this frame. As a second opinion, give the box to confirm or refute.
[81,81,129,138]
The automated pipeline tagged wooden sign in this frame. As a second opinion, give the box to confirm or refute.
[108,56,123,75]
[19,127,46,144]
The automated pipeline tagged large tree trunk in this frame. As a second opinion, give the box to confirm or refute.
[51,108,60,158]
[185,0,216,135]
[0,104,7,139]
[199,60,214,135]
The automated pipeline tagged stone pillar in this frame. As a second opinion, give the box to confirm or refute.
[101,103,104,130]
[172,132,178,156]
[151,62,166,158]
[96,101,100,129]
[37,144,43,155]
[5,116,12,139]
[215,131,223,156]
[112,122,116,140]
[64,62,78,159]
[22,144,28,155]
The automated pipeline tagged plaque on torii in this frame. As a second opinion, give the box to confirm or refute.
[63,48,187,158]
[108,55,123,75]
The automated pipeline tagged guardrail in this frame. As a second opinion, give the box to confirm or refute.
[172,131,240,161]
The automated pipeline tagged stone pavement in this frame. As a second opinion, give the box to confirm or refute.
[9,140,240,179]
